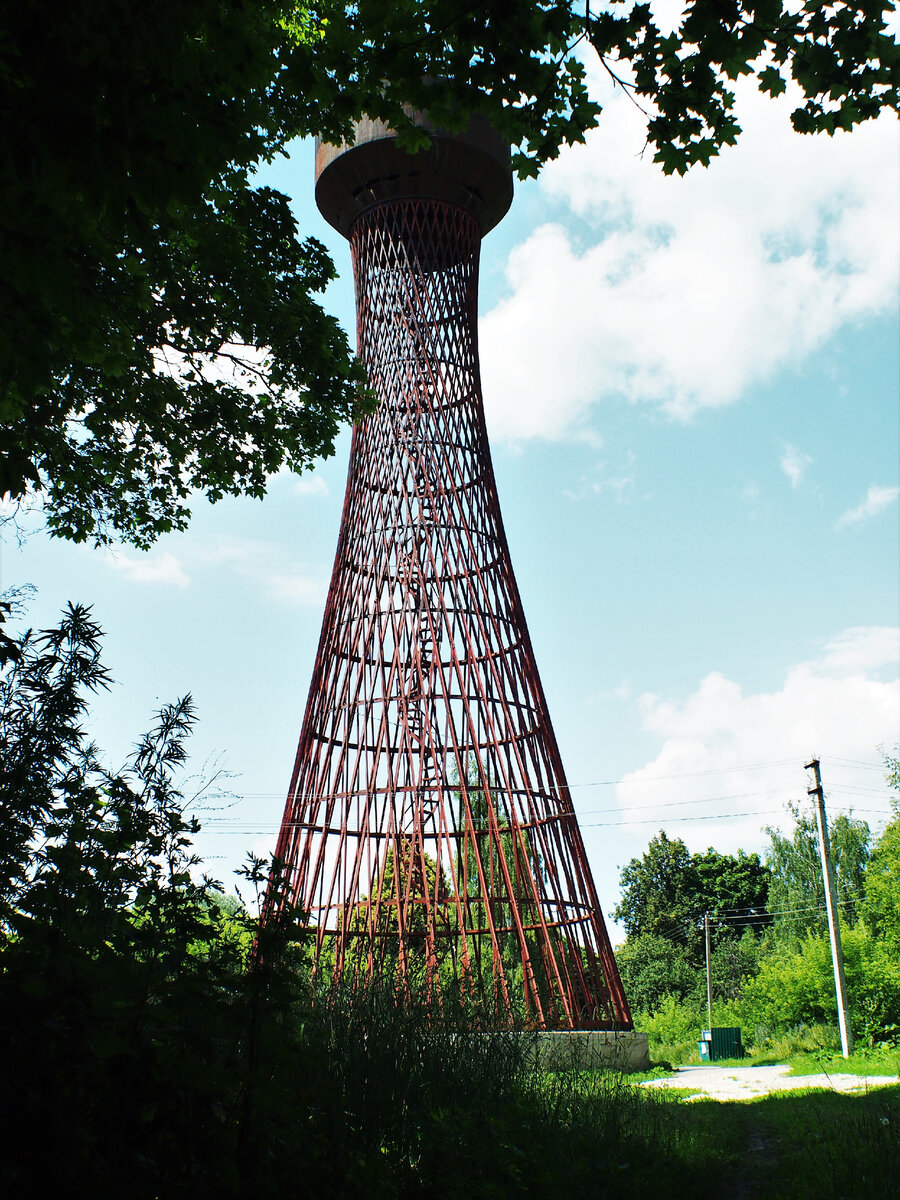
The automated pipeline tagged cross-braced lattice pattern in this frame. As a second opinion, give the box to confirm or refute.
[272,199,631,1030]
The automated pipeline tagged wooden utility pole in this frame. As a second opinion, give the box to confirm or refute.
[806,758,853,1058]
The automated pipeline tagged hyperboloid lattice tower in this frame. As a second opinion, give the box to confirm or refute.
[272,113,631,1030]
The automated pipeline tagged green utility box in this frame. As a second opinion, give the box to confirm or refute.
[698,1027,743,1062]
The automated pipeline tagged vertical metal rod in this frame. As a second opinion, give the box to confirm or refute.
[806,757,853,1058]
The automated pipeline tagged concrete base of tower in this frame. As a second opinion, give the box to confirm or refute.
[531,1030,650,1073]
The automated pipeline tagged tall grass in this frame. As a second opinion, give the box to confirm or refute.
[244,978,728,1199]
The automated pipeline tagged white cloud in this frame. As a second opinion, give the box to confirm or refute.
[780,444,812,489]
[107,550,189,588]
[201,539,326,606]
[820,626,900,675]
[562,452,637,501]
[610,626,900,854]
[835,484,900,530]
[481,76,899,442]
[293,473,330,497]
[102,538,325,605]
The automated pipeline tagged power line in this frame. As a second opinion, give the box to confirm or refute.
[621,897,857,945]
[208,757,805,804]
[190,753,893,805]
[197,807,787,834]
[829,757,889,770]
[581,808,785,827]
[194,803,894,835]
[711,899,856,922]
[578,789,791,816]
[571,759,798,787]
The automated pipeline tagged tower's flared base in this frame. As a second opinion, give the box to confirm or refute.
[271,195,631,1032]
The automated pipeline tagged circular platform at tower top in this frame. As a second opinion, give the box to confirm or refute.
[314,110,513,240]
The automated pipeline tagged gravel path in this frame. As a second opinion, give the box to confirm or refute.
[640,1063,899,1101]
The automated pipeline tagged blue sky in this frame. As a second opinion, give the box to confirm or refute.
[3,57,898,936]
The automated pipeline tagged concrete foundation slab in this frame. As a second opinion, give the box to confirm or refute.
[531,1030,650,1073]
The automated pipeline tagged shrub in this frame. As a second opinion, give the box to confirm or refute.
[734,924,900,1046]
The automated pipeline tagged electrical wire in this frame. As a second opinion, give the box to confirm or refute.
[194,803,895,834]
[203,758,894,809]
[829,757,889,770]
[206,757,808,804]
[580,808,785,827]
[578,789,791,816]
[188,752,896,836]
[619,897,858,947]
[568,758,798,788]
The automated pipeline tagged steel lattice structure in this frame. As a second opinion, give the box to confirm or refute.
[270,117,631,1030]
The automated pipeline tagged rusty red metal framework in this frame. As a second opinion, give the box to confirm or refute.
[270,130,631,1030]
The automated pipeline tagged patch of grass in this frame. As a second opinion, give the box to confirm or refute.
[712,1043,900,1077]
[647,1037,705,1066]
[781,1045,900,1078]
[746,1021,841,1062]
[550,1062,900,1197]
[741,1086,900,1199]
[626,1063,678,1083]
[646,1014,900,1078]
[625,1085,900,1199]
[644,1085,705,1101]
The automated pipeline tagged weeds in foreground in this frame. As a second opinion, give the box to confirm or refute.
[674,1086,900,1200]
[2,606,896,1199]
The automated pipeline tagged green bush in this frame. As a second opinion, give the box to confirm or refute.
[634,995,706,1063]
[735,935,836,1032]
[0,602,719,1199]
[616,932,698,1012]
[734,924,900,1047]
[844,923,900,1045]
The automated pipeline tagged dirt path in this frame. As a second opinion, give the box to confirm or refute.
[640,1063,899,1101]
[721,1125,780,1200]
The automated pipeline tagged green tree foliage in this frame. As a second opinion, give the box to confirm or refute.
[343,837,456,980]
[861,750,900,950]
[736,923,900,1045]
[455,772,535,956]
[864,820,900,946]
[708,926,768,1003]
[693,846,772,935]
[2,2,897,546]
[615,831,699,946]
[885,749,900,803]
[587,0,900,174]
[614,831,770,962]
[0,601,261,1194]
[5,603,724,1196]
[616,931,698,1012]
[305,2,899,176]
[373,840,452,939]
[616,788,900,1049]
[0,1,370,547]
[765,803,871,941]
[620,927,768,1016]
[448,766,531,1010]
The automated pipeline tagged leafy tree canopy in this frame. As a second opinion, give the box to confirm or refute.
[863,818,900,948]
[615,931,698,1012]
[613,831,771,961]
[616,926,766,1013]
[2,1,897,546]
[764,802,871,941]
[860,750,900,948]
